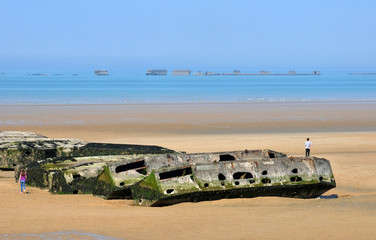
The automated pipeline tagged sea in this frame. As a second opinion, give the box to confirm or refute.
[0,72,375,105]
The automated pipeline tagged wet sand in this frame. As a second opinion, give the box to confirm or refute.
[1,102,376,239]
[1,102,376,137]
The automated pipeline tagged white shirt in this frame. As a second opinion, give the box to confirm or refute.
[305,141,312,149]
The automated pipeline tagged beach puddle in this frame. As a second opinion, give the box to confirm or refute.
[0,231,121,240]
[317,194,339,199]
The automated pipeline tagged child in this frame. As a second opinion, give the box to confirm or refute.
[19,169,27,193]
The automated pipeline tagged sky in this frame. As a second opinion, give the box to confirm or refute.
[1,0,375,72]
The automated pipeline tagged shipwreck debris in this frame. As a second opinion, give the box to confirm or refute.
[131,156,336,206]
[1,131,336,206]
[0,131,175,170]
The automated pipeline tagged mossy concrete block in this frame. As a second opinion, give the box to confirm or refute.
[0,131,176,169]
[17,140,336,207]
[131,156,336,206]
[23,149,286,198]
[99,149,285,197]
[25,155,147,196]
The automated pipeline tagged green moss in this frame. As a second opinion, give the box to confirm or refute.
[49,170,97,195]
[5,149,19,156]
[120,177,146,186]
[26,168,50,188]
[130,171,164,204]
[42,162,72,170]
[139,171,160,191]
[160,181,199,194]
[97,165,115,187]
[292,179,319,185]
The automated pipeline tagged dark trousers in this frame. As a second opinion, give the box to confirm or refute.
[305,148,310,157]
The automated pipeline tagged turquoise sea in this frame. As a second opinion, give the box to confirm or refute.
[0,72,375,105]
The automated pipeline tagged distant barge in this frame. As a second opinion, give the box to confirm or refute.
[194,70,321,76]
[94,69,109,76]
[145,69,321,76]
[146,69,167,76]
[172,70,191,76]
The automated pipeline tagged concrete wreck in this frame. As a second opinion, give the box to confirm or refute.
[24,149,286,199]
[0,131,175,170]
[131,155,335,206]
[2,131,336,206]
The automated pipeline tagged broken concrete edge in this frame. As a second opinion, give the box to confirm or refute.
[0,131,48,140]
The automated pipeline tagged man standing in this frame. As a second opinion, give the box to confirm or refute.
[305,138,313,157]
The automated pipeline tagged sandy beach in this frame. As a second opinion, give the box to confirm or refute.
[1,102,376,239]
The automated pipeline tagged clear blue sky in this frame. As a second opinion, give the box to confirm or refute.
[1,0,375,72]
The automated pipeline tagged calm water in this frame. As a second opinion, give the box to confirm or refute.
[0,72,375,105]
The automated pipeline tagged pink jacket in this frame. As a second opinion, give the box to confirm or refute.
[20,172,27,182]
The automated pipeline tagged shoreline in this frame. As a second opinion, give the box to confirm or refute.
[1,99,376,107]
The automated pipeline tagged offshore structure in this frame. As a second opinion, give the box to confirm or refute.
[194,70,321,76]
[172,70,191,76]
[146,69,167,76]
[94,69,109,76]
